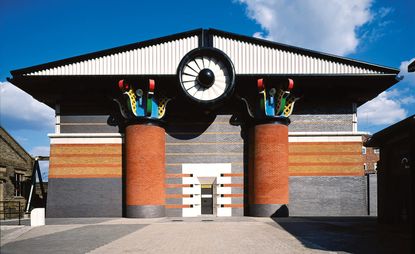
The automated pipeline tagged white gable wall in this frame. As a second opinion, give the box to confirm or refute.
[25,36,199,76]
[22,33,389,77]
[212,35,382,75]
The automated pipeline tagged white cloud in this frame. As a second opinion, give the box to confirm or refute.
[238,0,375,56]
[399,57,415,85]
[358,89,414,126]
[30,146,50,157]
[0,81,54,130]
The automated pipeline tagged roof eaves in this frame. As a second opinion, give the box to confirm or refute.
[408,60,415,72]
[365,115,415,146]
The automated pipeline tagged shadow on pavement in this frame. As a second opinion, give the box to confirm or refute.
[45,218,114,225]
[1,224,147,254]
[271,216,412,254]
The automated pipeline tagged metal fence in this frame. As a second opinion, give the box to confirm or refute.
[0,201,22,225]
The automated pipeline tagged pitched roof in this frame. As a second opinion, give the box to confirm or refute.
[409,60,415,72]
[10,28,399,77]
[0,126,33,169]
[365,115,415,147]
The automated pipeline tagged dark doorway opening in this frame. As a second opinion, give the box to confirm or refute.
[201,184,213,214]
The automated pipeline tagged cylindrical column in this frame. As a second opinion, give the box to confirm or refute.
[125,124,166,218]
[249,122,289,217]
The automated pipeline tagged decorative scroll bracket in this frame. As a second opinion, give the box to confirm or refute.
[112,79,171,125]
[254,78,299,122]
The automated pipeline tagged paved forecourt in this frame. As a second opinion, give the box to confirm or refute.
[1,217,330,254]
[2,217,410,253]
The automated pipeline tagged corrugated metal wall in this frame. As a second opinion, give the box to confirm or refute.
[23,33,389,76]
[25,36,199,76]
[212,35,382,75]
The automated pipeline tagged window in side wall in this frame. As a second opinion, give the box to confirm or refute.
[14,173,24,196]
[363,163,367,171]
[373,148,380,154]
[362,147,367,155]
[374,162,378,171]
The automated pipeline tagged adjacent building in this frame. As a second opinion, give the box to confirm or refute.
[362,135,380,174]
[0,127,34,219]
[9,29,400,218]
[366,115,414,224]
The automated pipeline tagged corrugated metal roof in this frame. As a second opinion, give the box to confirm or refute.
[25,36,198,76]
[11,28,399,77]
[213,35,381,75]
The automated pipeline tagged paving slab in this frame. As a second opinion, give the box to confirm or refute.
[1,224,147,254]
[89,219,330,254]
[0,217,411,254]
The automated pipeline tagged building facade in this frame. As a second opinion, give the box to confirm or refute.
[0,127,34,218]
[9,29,400,218]
[366,115,414,225]
[363,135,380,173]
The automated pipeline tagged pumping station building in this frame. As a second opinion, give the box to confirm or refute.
[9,29,400,218]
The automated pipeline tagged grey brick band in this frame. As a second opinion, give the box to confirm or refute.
[249,204,289,217]
[46,178,122,218]
[126,205,165,218]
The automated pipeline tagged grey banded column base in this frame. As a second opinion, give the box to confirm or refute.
[249,204,289,217]
[126,205,166,218]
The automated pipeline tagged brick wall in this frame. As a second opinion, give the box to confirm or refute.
[290,102,354,132]
[47,143,122,217]
[289,176,368,216]
[59,115,118,133]
[0,127,33,213]
[289,142,364,176]
[49,144,122,178]
[165,114,244,216]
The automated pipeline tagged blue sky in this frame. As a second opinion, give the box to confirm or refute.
[1,0,414,179]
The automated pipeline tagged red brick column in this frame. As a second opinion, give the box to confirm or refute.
[125,124,166,218]
[249,122,289,217]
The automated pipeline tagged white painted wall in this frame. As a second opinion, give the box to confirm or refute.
[182,163,232,217]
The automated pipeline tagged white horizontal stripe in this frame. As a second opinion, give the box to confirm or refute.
[48,132,364,144]
[49,133,123,144]
[288,131,367,136]
[289,136,362,142]
[288,131,364,142]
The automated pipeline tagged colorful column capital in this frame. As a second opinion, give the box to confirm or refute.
[112,79,171,126]
[256,78,299,123]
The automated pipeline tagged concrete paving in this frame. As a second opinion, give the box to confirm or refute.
[0,217,411,254]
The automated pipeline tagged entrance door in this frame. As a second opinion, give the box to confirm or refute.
[201,184,213,214]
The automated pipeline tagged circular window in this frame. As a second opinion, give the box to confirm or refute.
[177,48,235,107]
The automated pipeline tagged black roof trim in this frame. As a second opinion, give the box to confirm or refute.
[9,73,397,83]
[365,114,415,147]
[209,28,399,75]
[408,60,415,72]
[11,29,203,77]
[236,73,397,78]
